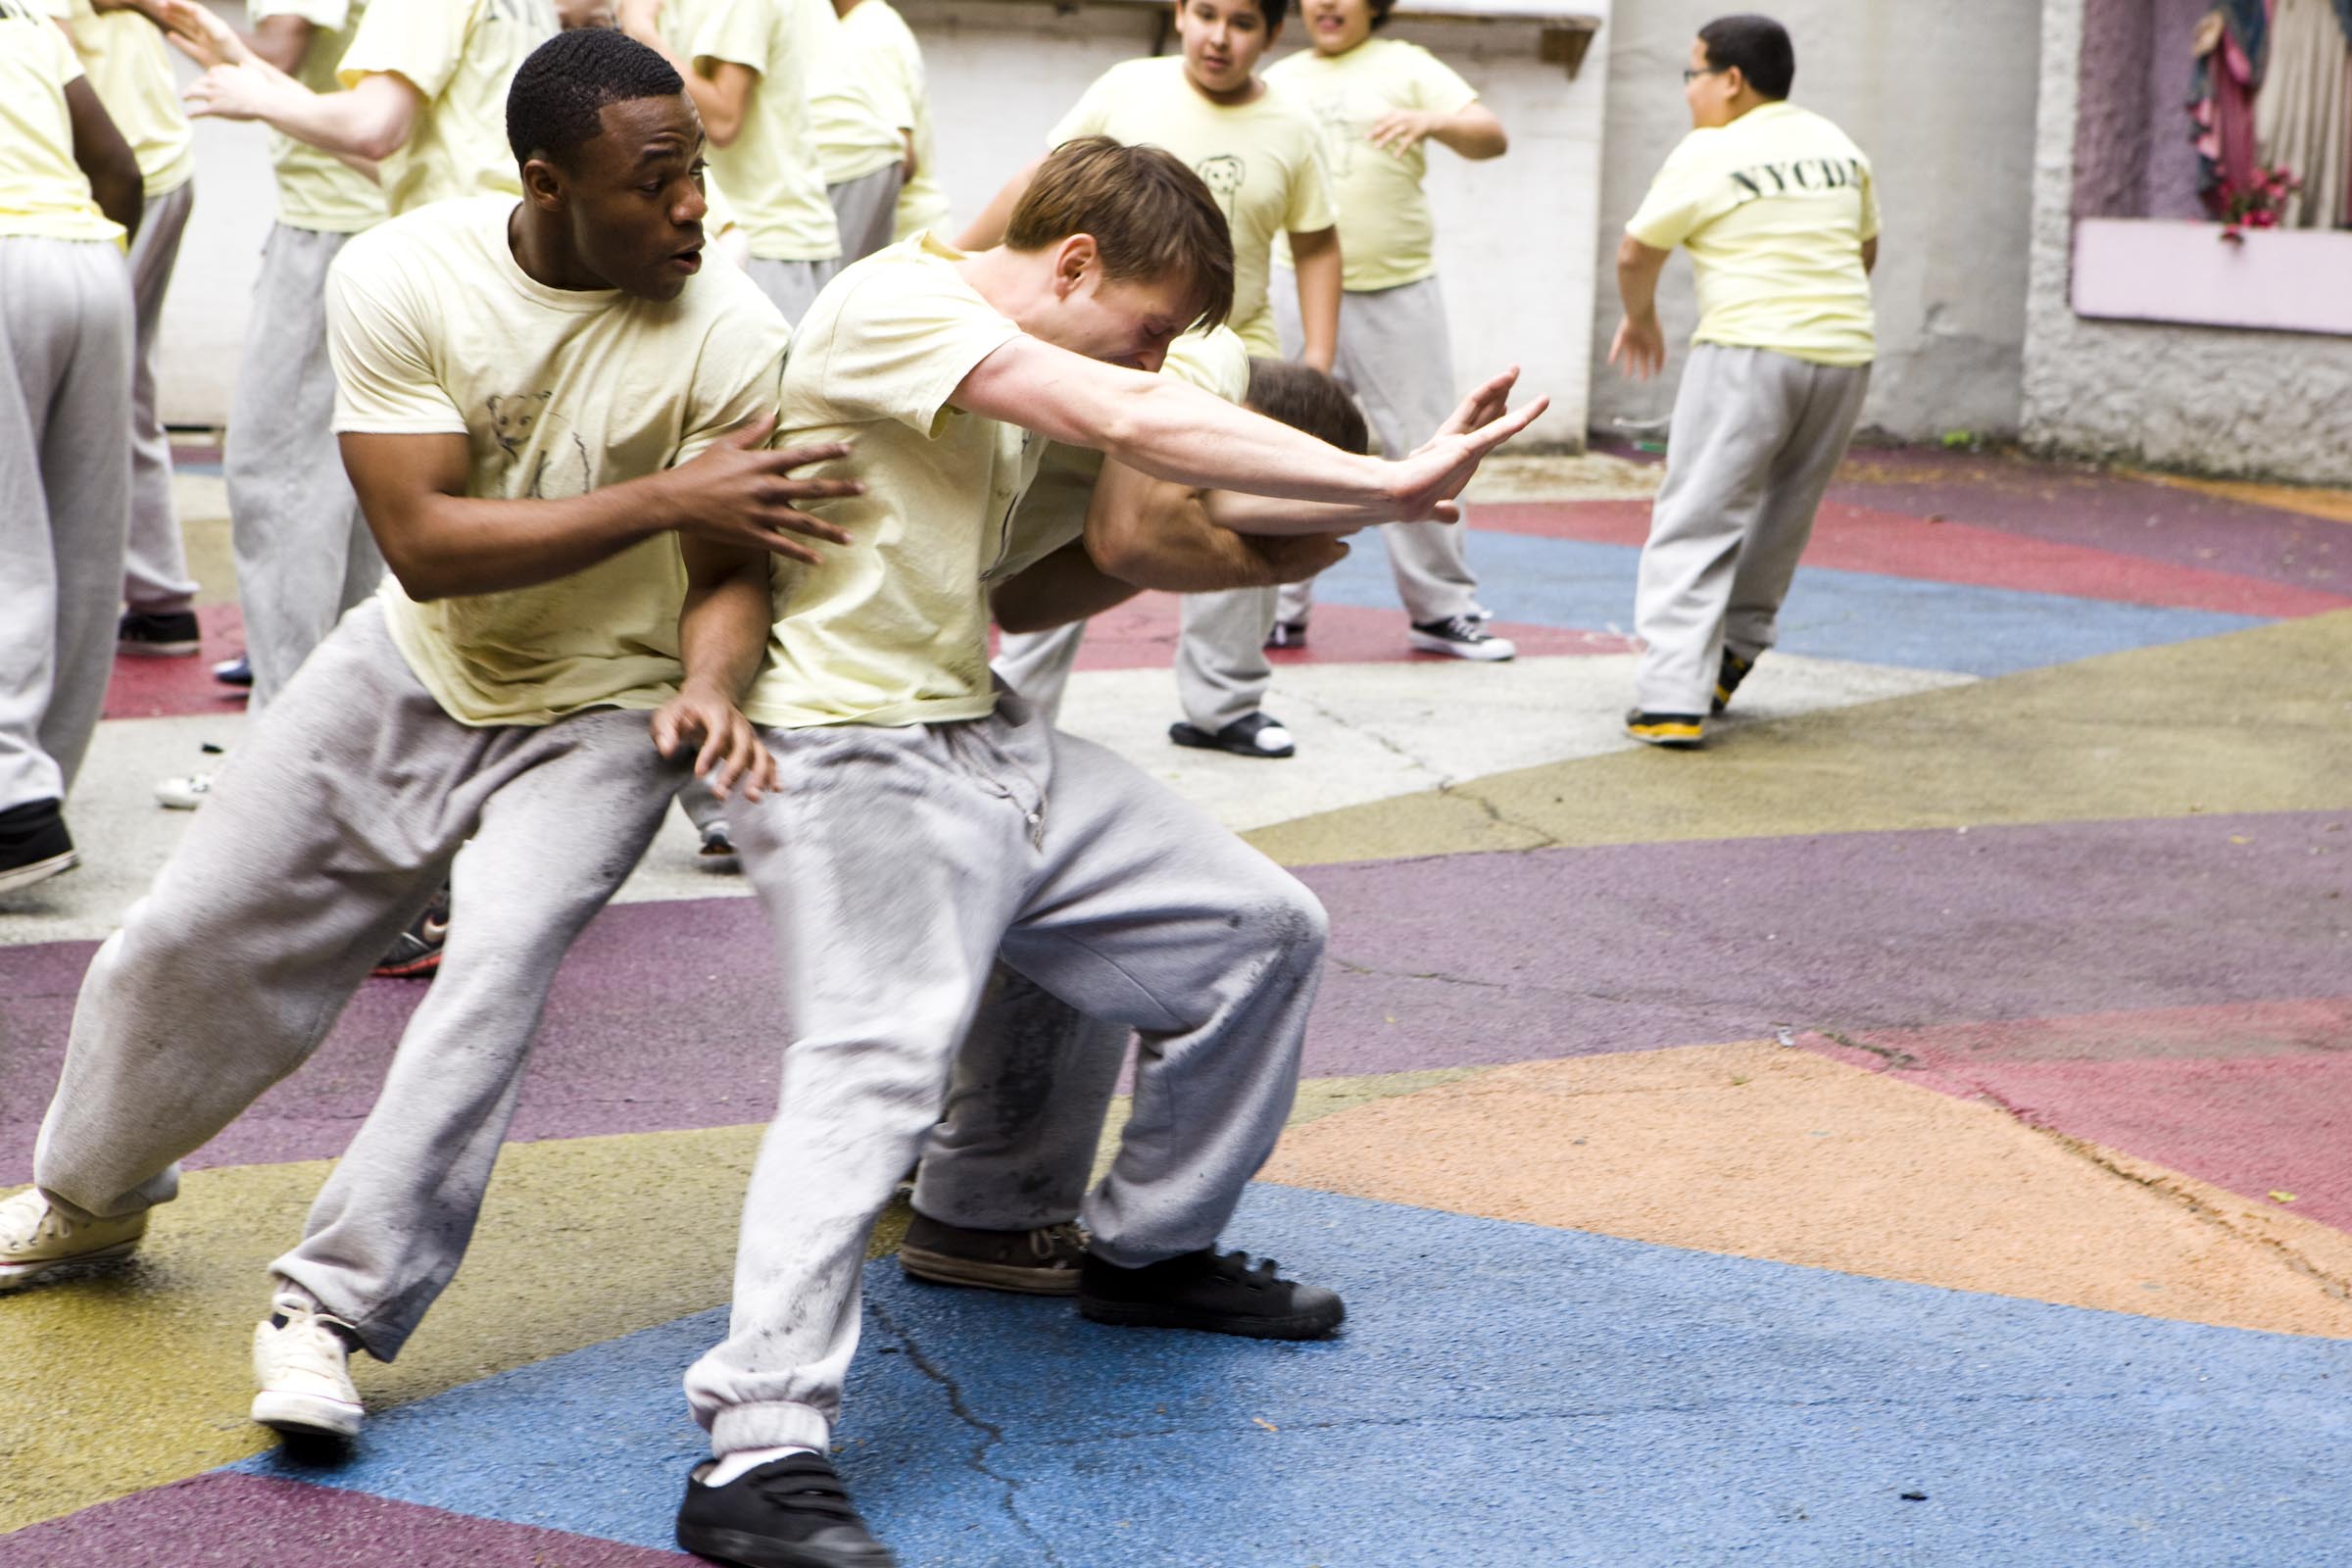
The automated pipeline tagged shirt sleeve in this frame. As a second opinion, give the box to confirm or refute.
[1408,46,1479,115]
[676,282,793,466]
[688,0,770,78]
[324,244,468,435]
[337,0,473,99]
[1284,122,1340,234]
[1049,71,1114,147]
[1857,158,1883,242]
[800,266,1020,436]
[1162,325,1250,404]
[1625,134,1728,250]
[247,0,352,31]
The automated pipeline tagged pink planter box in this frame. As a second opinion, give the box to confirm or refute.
[2072,218,2352,336]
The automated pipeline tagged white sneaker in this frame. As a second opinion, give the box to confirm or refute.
[0,1188,147,1291]
[1409,615,1517,662]
[251,1292,365,1439]
[154,771,214,810]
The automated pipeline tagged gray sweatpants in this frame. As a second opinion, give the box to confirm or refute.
[1274,274,1479,626]
[996,592,1276,750]
[687,691,1327,1453]
[225,223,382,710]
[122,177,198,616]
[0,238,134,813]
[1635,344,1872,714]
[743,257,829,327]
[823,165,904,278]
[31,601,684,1357]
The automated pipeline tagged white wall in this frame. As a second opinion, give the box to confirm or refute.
[163,0,1607,449]
[1585,0,2044,444]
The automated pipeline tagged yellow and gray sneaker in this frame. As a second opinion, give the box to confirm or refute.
[252,1291,365,1439]
[0,1188,147,1291]
[1713,650,1756,715]
[1625,710,1705,749]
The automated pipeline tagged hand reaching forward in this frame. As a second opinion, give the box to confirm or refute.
[662,417,863,566]
[1383,368,1548,522]
[651,681,774,804]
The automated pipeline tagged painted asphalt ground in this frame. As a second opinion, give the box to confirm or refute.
[5,449,2352,1565]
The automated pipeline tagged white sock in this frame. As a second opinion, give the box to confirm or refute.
[703,1445,818,1488]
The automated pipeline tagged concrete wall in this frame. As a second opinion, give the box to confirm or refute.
[2020,0,2352,482]
[164,0,1609,449]
[1584,0,2043,445]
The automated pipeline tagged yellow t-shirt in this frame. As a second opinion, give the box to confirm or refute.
[325,196,791,726]
[0,3,122,244]
[53,0,194,197]
[1264,38,1476,293]
[674,0,839,261]
[839,0,947,240]
[804,0,902,187]
[337,0,556,218]
[1625,101,1880,368]
[1002,325,1251,579]
[742,234,1036,730]
[251,0,386,233]
[1052,56,1337,356]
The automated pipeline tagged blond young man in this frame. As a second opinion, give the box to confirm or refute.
[1610,13,1878,749]
[1266,0,1515,661]
[618,0,842,322]
[965,0,1343,760]
[46,0,200,659]
[0,0,141,895]
[668,135,1539,1568]
[0,34,862,1448]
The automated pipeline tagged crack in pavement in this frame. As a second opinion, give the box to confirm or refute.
[866,1298,1066,1567]
[1813,1029,1923,1072]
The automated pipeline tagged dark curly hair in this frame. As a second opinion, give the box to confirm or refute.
[505,28,684,170]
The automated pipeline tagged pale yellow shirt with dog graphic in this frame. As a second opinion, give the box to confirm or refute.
[326,196,791,725]
[743,233,1039,730]
[337,0,556,217]
[1627,101,1879,368]
[1052,56,1336,356]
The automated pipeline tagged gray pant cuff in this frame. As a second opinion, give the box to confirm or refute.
[710,1401,833,1457]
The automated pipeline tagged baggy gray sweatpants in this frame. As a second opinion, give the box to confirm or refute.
[0,237,134,813]
[225,222,382,710]
[822,166,904,279]
[31,600,685,1357]
[687,691,1327,1453]
[743,257,829,327]
[1274,273,1479,626]
[122,177,198,616]
[993,588,1278,735]
[1634,344,1872,715]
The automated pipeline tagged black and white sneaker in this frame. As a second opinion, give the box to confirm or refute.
[698,822,741,874]
[1168,710,1296,759]
[0,800,76,896]
[213,653,254,688]
[372,886,450,979]
[1263,617,1308,650]
[1409,615,1516,662]
[118,610,202,658]
[1078,1248,1345,1340]
[675,1452,896,1568]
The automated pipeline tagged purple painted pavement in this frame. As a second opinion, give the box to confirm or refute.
[0,1474,681,1566]
[5,812,2346,1180]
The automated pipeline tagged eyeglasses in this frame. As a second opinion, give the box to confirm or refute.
[1683,66,1724,82]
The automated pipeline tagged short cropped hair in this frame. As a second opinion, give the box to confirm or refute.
[1368,0,1396,28]
[1006,136,1236,331]
[506,29,684,169]
[1246,360,1369,455]
[1698,14,1794,100]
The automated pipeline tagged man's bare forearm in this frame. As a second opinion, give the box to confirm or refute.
[1290,230,1343,372]
[1616,234,1666,318]
[991,543,1142,632]
[357,458,688,602]
[677,543,773,698]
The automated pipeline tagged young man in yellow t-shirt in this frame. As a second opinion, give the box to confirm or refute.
[963,0,1345,761]
[0,32,864,1446]
[0,0,141,895]
[669,136,1540,1565]
[1264,0,1517,662]
[832,0,949,241]
[617,0,843,321]
[807,0,907,271]
[1609,14,1879,749]
[43,0,202,658]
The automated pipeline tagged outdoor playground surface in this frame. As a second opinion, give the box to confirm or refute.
[3,445,2349,1565]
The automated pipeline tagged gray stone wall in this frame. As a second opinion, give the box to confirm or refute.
[2021,0,2352,482]
[1586,0,2044,445]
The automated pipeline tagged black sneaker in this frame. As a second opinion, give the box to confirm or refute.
[1168,711,1295,759]
[675,1452,896,1568]
[900,1212,1086,1296]
[1078,1248,1345,1340]
[1408,614,1516,662]
[372,886,450,979]
[1625,710,1704,749]
[213,653,253,688]
[1713,650,1755,715]
[0,800,76,896]
[698,822,741,874]
[119,610,202,658]
[1263,617,1308,650]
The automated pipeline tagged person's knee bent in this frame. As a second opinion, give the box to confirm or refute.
[1236,872,1329,977]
